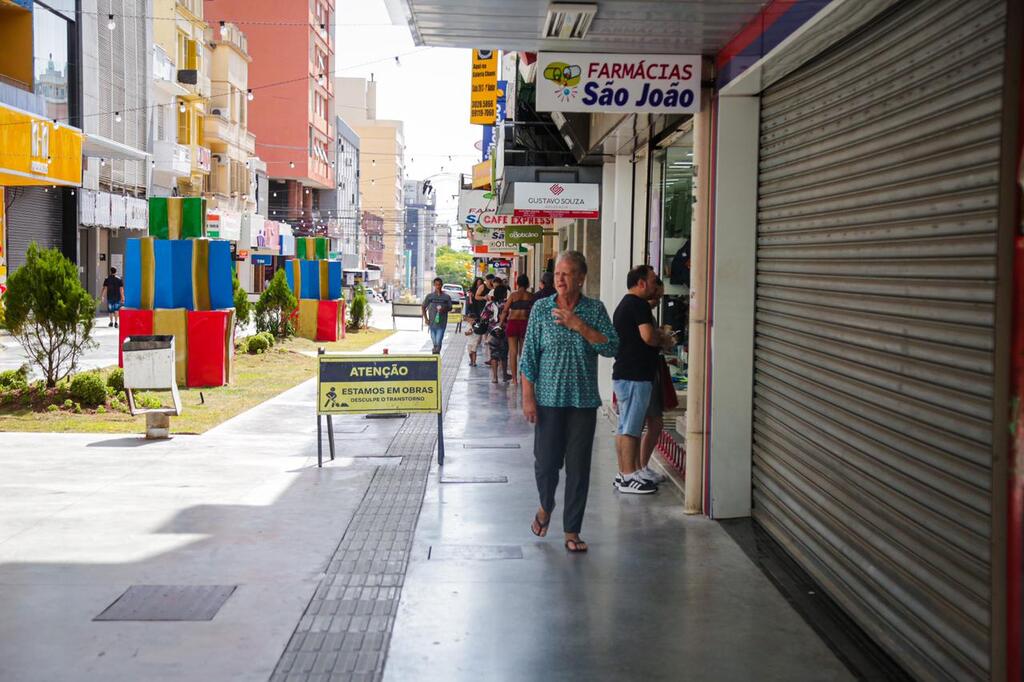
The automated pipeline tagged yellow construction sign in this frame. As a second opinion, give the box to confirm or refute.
[317,354,441,415]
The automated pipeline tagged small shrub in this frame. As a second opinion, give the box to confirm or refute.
[235,336,250,354]
[258,331,275,348]
[63,398,73,409]
[233,271,251,333]
[46,404,59,412]
[254,269,297,338]
[110,399,126,413]
[73,402,82,414]
[246,334,270,354]
[136,393,163,409]
[0,364,29,391]
[96,405,106,414]
[106,368,124,393]
[117,390,126,403]
[69,372,107,407]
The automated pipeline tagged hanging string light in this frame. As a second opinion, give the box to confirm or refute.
[178,100,186,113]
[114,112,122,123]
[107,14,116,30]
[247,89,254,101]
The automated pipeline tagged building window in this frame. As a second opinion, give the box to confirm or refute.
[33,4,71,122]
[177,105,192,144]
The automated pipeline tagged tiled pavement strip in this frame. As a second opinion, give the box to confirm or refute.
[271,331,468,682]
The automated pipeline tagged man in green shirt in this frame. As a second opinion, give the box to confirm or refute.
[520,251,619,553]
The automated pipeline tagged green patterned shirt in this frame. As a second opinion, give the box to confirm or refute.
[519,294,619,408]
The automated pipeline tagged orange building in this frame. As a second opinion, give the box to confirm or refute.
[203,0,334,235]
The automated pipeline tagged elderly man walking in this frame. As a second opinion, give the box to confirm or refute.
[520,251,619,553]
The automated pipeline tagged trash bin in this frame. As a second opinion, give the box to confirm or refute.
[121,335,182,438]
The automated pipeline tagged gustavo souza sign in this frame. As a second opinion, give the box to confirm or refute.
[318,354,440,415]
[537,53,701,114]
[514,182,599,219]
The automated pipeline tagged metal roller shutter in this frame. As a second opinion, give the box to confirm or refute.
[752,0,1006,680]
[5,187,65,270]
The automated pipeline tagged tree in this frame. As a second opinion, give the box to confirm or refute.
[4,243,97,387]
[254,268,297,338]
[232,271,251,333]
[347,280,372,331]
[434,246,474,290]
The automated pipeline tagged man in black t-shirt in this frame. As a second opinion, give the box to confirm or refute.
[611,264,668,494]
[101,267,124,328]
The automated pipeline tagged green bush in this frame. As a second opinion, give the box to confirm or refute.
[235,336,250,354]
[3,243,97,387]
[0,364,29,391]
[254,269,297,338]
[69,372,107,407]
[246,334,270,354]
[233,271,251,332]
[63,398,73,409]
[348,282,371,331]
[106,368,124,393]
[96,405,106,414]
[257,331,275,348]
[46,404,59,412]
[73,402,82,414]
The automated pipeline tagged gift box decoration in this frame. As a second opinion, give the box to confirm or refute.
[295,236,329,260]
[284,258,342,301]
[290,298,346,342]
[125,237,233,311]
[119,308,235,388]
[149,197,207,239]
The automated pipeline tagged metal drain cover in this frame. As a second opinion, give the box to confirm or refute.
[440,475,509,484]
[428,545,523,560]
[94,585,237,621]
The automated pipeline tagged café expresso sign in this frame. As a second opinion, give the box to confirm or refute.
[536,52,701,115]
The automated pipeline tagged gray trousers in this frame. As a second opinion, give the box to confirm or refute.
[534,406,598,534]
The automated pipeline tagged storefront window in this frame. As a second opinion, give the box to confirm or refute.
[33,4,71,122]
[649,137,694,356]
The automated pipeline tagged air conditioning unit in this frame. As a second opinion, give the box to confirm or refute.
[542,3,596,40]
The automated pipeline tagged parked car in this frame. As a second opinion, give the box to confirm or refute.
[442,283,466,303]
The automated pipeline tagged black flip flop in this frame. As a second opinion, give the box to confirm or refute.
[564,538,588,553]
[531,512,550,537]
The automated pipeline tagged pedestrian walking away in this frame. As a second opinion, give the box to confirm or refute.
[500,274,533,384]
[611,264,673,494]
[421,277,453,354]
[520,251,619,553]
[533,270,556,301]
[102,267,125,328]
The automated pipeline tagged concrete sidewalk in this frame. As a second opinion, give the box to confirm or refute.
[0,328,430,682]
[381,359,857,681]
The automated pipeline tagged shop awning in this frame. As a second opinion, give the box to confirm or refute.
[0,103,82,187]
[82,134,149,162]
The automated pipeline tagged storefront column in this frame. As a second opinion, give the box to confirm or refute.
[598,159,618,399]
[707,95,759,519]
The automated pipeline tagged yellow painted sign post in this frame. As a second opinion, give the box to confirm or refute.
[316,352,446,466]
[470,49,498,125]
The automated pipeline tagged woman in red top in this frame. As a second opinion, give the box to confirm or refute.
[500,274,534,384]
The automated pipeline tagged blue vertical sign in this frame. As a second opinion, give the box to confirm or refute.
[482,126,493,161]
[496,80,508,122]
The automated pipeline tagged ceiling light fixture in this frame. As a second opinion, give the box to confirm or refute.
[542,2,596,40]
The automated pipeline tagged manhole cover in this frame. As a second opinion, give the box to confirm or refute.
[428,545,522,560]
[94,585,237,621]
[461,443,520,450]
[440,475,508,484]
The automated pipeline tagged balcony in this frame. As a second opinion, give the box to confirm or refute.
[177,70,211,99]
[193,145,211,173]
[152,140,191,180]
[204,109,235,144]
[0,76,45,116]
[153,47,187,96]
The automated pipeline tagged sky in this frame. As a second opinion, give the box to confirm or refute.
[335,1,480,247]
